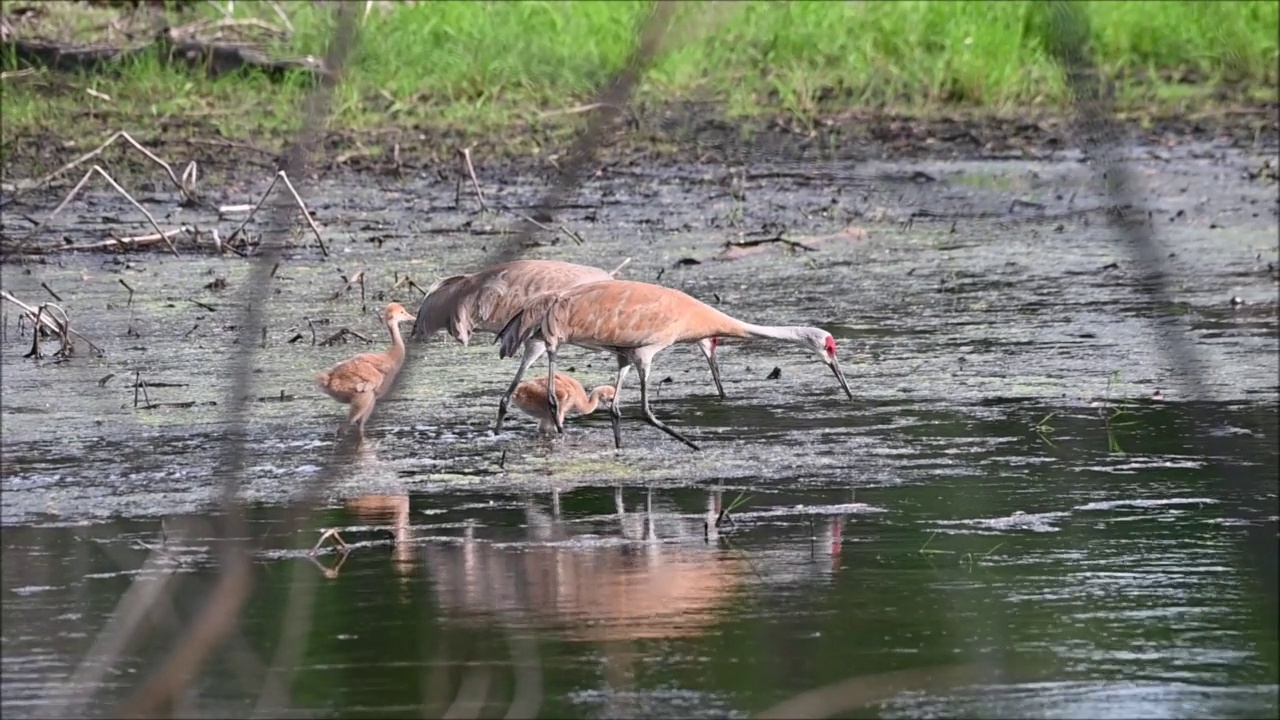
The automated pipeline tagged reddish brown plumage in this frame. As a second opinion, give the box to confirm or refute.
[315,302,416,438]
[411,259,726,434]
[511,372,616,434]
[497,279,854,450]
[412,259,625,346]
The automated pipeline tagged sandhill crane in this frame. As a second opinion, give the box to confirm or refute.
[315,302,416,439]
[496,279,853,450]
[511,371,616,435]
[410,258,725,432]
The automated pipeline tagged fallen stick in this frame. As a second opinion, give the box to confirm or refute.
[40,228,191,254]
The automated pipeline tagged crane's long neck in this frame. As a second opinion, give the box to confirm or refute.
[582,386,614,415]
[735,322,815,344]
[387,320,407,364]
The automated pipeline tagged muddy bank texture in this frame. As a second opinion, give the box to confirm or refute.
[0,144,1277,525]
[3,102,1279,188]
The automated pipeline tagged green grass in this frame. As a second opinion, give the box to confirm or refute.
[1,0,1277,147]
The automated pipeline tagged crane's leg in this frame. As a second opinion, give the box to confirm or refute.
[609,355,632,450]
[349,391,375,441]
[546,349,564,434]
[635,352,700,451]
[697,337,726,399]
[494,339,546,434]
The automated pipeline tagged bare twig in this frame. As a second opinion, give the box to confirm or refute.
[0,290,103,356]
[607,257,632,277]
[9,130,198,203]
[458,147,488,211]
[23,165,180,256]
[225,170,329,256]
[38,228,192,254]
[319,327,373,346]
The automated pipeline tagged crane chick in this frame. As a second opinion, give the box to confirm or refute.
[511,372,616,436]
[315,302,416,439]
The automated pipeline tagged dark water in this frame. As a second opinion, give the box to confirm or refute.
[2,148,1278,717]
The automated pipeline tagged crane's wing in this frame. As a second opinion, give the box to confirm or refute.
[495,290,560,359]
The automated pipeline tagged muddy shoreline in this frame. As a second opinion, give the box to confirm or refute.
[3,101,1278,192]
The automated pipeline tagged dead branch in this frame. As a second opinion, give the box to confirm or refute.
[458,147,488,211]
[329,271,365,301]
[318,327,372,346]
[724,234,818,252]
[514,212,583,246]
[225,170,328,256]
[10,130,198,203]
[607,257,632,277]
[36,228,192,254]
[22,165,181,256]
[0,289,104,356]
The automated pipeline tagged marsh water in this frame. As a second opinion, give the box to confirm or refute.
[2,145,1278,718]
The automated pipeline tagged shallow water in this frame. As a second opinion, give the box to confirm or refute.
[2,147,1277,717]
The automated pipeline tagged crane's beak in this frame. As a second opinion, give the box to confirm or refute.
[828,355,853,400]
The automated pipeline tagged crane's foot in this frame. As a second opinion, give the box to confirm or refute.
[642,411,700,451]
[611,408,623,449]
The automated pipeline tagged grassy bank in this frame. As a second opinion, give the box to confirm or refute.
[2,0,1277,153]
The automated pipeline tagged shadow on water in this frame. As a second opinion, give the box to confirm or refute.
[2,150,1277,717]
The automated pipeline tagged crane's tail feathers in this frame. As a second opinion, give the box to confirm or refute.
[495,309,528,359]
[496,292,559,359]
[607,257,632,277]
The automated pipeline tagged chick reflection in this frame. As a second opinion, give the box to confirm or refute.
[346,494,414,573]
[310,441,417,576]
[423,487,744,642]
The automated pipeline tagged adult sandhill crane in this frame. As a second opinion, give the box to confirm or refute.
[315,302,417,439]
[410,258,725,432]
[511,371,616,435]
[497,279,853,450]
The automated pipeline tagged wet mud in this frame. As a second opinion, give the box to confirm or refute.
[1,135,1277,717]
